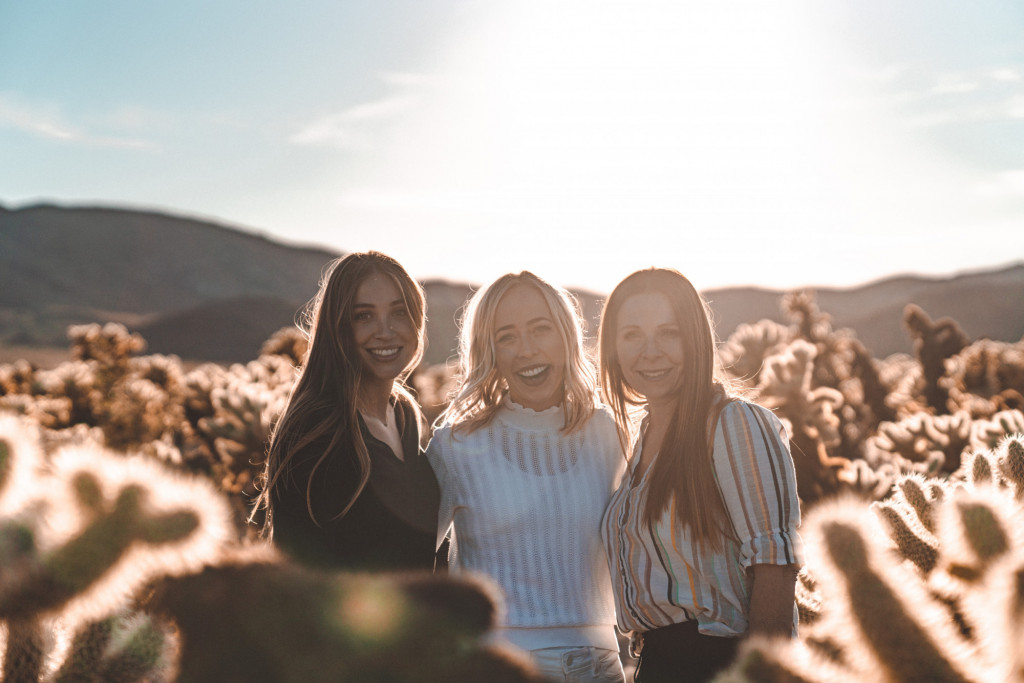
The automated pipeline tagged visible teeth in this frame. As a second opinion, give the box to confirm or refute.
[639,369,670,379]
[518,366,547,378]
[370,348,400,358]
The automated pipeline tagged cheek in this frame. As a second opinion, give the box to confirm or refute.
[666,342,685,365]
[616,343,639,369]
[396,317,417,337]
[545,338,567,366]
[493,348,515,378]
[349,324,369,346]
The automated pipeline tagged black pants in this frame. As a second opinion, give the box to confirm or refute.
[634,621,739,683]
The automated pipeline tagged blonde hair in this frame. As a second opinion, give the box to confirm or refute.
[439,271,597,434]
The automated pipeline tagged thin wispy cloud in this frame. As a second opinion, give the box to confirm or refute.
[0,93,77,140]
[0,93,157,149]
[931,77,979,95]
[974,169,1024,197]
[841,62,1024,131]
[289,95,417,149]
[377,71,443,88]
[989,67,1021,82]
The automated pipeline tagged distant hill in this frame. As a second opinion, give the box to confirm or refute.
[1,202,1021,364]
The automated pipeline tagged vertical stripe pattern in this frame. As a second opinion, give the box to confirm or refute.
[427,400,625,631]
[601,401,803,637]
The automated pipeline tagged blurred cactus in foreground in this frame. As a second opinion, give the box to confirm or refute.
[146,557,542,683]
[0,415,233,681]
[0,415,542,682]
[717,434,1024,683]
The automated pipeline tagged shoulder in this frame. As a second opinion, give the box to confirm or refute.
[719,398,781,428]
[593,402,617,424]
[425,422,466,461]
[587,404,621,440]
[714,399,791,458]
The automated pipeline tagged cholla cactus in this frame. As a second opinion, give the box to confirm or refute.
[718,435,1024,683]
[969,410,1024,453]
[754,339,849,503]
[875,353,925,419]
[903,305,970,413]
[866,411,970,474]
[0,361,37,398]
[719,319,791,385]
[259,326,308,367]
[940,338,1024,418]
[0,415,233,681]
[146,557,543,683]
[67,323,146,369]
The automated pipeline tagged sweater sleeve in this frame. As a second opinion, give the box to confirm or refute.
[711,401,803,570]
[425,427,455,553]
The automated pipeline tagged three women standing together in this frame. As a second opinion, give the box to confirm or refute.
[256,252,803,683]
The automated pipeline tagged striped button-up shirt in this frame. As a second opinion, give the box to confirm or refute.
[601,400,803,637]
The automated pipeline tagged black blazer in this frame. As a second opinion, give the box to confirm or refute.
[271,397,440,571]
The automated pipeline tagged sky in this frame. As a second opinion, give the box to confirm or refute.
[2,0,1023,293]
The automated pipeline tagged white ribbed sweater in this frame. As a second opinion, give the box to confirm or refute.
[426,400,624,652]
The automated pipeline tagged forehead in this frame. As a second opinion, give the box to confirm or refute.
[354,273,403,304]
[616,291,676,328]
[493,284,554,328]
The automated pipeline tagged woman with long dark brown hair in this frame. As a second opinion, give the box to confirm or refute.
[253,251,439,570]
[599,268,803,682]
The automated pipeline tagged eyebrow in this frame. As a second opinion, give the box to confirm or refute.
[353,299,405,309]
[494,317,551,334]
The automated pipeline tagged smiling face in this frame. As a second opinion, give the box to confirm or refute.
[492,284,567,412]
[350,273,418,389]
[614,291,685,408]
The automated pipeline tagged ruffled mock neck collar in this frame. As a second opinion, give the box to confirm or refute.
[497,395,566,432]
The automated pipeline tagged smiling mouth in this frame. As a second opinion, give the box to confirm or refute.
[368,347,401,360]
[516,365,551,384]
[637,369,671,380]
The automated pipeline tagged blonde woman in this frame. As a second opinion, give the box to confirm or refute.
[599,268,802,683]
[427,272,625,683]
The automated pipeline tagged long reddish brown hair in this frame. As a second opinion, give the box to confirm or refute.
[599,268,732,550]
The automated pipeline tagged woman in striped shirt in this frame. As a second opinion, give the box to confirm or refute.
[598,268,803,683]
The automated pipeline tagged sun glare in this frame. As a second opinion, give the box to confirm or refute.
[332,1,998,292]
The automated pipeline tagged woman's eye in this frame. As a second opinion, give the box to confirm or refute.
[353,311,372,322]
[658,328,682,339]
[496,333,515,345]
[621,330,642,342]
[392,307,409,318]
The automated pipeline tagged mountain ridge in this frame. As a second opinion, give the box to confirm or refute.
[1,202,1020,364]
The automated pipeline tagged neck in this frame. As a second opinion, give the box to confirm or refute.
[641,396,678,460]
[646,395,678,430]
[358,380,395,422]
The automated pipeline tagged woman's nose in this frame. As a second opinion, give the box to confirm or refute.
[517,336,536,357]
[376,315,396,337]
[641,337,661,358]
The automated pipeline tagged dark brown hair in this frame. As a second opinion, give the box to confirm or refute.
[253,251,426,531]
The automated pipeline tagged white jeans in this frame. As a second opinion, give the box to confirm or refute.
[529,647,625,683]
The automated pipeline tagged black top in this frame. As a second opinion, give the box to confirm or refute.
[270,396,441,571]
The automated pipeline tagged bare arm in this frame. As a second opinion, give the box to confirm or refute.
[747,563,798,638]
